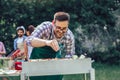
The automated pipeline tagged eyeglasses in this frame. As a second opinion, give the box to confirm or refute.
[55,25,68,32]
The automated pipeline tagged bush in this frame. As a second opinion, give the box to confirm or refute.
[89,47,120,65]
[1,0,120,64]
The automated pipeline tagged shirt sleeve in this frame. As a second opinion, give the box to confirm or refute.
[13,39,17,50]
[65,30,75,58]
[26,21,52,46]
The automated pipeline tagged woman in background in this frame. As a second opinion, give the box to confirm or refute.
[24,25,35,60]
[0,41,6,57]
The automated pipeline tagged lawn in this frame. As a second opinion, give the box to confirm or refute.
[0,62,120,80]
[64,62,120,80]
[93,63,120,80]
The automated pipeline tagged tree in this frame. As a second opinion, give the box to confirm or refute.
[1,0,120,64]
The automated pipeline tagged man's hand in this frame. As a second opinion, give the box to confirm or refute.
[46,39,59,52]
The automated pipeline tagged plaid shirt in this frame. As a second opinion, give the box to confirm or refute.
[27,21,75,57]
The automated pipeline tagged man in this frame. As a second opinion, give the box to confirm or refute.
[27,12,75,58]
[13,26,26,59]
[27,12,75,80]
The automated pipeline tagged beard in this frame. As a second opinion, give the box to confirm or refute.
[18,34,23,37]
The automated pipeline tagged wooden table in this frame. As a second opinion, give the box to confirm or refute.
[21,58,95,80]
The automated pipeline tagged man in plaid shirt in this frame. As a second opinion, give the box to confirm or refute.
[26,12,75,58]
[26,12,75,80]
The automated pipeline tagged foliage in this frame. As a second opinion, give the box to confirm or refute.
[89,46,120,65]
[1,0,120,64]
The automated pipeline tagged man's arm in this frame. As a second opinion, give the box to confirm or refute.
[65,31,75,58]
[26,21,51,47]
[31,38,59,52]
[30,38,47,47]
[26,21,59,52]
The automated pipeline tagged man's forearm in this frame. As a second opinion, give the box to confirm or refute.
[31,38,47,47]
[30,38,59,52]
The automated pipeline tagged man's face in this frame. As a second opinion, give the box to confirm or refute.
[26,31,30,36]
[54,20,69,39]
[17,30,24,37]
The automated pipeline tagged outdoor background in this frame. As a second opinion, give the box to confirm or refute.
[0,0,120,80]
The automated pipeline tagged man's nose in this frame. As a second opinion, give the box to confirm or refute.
[59,30,63,33]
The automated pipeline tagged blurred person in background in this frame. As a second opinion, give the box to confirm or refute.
[24,25,35,60]
[0,41,7,80]
[13,26,26,60]
[0,41,6,57]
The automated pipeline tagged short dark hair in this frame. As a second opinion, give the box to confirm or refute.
[26,25,35,34]
[54,12,70,21]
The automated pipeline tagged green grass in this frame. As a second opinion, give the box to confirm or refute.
[93,63,120,80]
[0,62,120,80]
[63,62,120,80]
